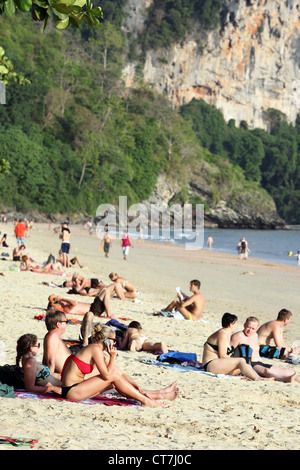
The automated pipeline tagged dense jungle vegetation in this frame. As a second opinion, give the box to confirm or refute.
[1,0,300,223]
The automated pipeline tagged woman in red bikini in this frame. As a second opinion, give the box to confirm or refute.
[61,323,179,407]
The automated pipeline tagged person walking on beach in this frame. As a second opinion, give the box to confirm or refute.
[257,309,300,359]
[103,230,112,258]
[14,218,27,246]
[231,317,299,382]
[121,231,132,260]
[202,313,273,381]
[238,237,250,259]
[61,323,179,406]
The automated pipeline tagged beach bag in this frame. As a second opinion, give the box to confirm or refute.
[157,351,197,364]
[231,344,253,364]
[259,345,286,359]
[0,364,24,389]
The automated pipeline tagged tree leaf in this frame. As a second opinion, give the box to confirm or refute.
[3,0,16,16]
[54,15,69,29]
[15,0,32,12]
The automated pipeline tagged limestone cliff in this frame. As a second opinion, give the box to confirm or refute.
[123,0,300,130]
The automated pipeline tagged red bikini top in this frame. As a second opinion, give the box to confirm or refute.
[61,354,94,377]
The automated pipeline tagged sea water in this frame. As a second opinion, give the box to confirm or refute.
[129,226,300,267]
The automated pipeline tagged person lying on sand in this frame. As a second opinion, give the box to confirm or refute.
[65,274,107,296]
[21,256,68,275]
[47,294,91,315]
[231,316,300,383]
[202,312,274,381]
[154,279,204,321]
[118,321,168,354]
[108,272,139,300]
[61,323,179,406]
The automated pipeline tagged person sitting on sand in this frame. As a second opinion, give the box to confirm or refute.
[231,316,300,383]
[17,333,61,394]
[202,313,274,381]
[12,244,26,261]
[257,309,300,359]
[0,233,9,248]
[61,323,179,406]
[56,252,83,269]
[47,294,91,315]
[43,309,73,374]
[118,321,168,354]
[21,255,67,275]
[80,283,127,346]
[43,309,100,377]
[108,272,139,300]
[154,280,204,321]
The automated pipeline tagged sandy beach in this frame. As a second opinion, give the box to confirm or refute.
[0,222,300,451]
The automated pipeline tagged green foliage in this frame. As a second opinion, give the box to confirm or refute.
[139,0,222,51]
[0,0,103,31]
[180,98,300,223]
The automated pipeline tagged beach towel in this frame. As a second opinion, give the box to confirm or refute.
[139,358,244,379]
[15,390,140,407]
[0,435,38,448]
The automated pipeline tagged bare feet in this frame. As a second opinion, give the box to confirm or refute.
[284,371,297,383]
[144,382,180,400]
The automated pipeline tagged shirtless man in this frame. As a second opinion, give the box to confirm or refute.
[80,284,126,345]
[47,294,91,315]
[154,280,205,321]
[70,273,107,296]
[43,309,71,374]
[257,309,300,359]
[61,222,71,267]
[231,317,299,383]
[43,308,100,378]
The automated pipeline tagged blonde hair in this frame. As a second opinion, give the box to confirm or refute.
[109,272,119,280]
[91,323,114,343]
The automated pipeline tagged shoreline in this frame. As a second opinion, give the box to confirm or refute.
[0,222,300,450]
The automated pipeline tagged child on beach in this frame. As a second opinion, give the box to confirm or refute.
[118,321,168,354]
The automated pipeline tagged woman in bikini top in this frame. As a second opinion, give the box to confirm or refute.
[61,323,178,406]
[16,333,62,394]
[202,313,239,371]
[202,313,264,381]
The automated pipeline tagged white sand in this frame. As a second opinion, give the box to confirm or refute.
[0,222,300,450]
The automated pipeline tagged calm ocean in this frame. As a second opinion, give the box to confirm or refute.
[133,226,300,267]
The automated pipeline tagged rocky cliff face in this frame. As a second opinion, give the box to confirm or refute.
[123,0,300,131]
